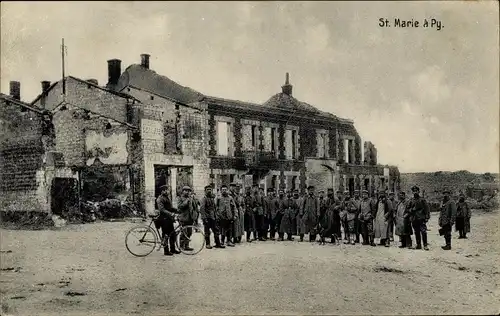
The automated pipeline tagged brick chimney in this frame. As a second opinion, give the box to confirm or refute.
[107,59,122,88]
[281,72,292,96]
[140,54,150,69]
[39,81,51,109]
[9,81,20,100]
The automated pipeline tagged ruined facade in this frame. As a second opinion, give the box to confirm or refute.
[1,54,400,216]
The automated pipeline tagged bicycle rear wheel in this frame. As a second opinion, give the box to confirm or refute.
[126,226,157,257]
[175,225,205,255]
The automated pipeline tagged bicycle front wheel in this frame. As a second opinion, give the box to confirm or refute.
[175,225,205,255]
[125,225,157,257]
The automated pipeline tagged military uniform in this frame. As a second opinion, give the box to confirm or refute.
[177,187,199,251]
[266,190,280,240]
[215,192,237,247]
[408,186,430,250]
[279,193,298,240]
[359,191,375,246]
[353,192,362,243]
[253,192,266,241]
[456,195,471,239]
[293,191,303,240]
[200,190,223,249]
[244,190,256,242]
[394,194,412,248]
[439,189,457,250]
[300,192,320,242]
[156,190,179,255]
[343,194,358,245]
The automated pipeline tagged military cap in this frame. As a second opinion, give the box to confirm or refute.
[159,185,169,191]
[354,189,360,193]
[344,190,350,194]
[389,191,395,195]
[459,192,465,197]
[221,184,228,189]
[267,188,275,192]
[327,188,334,192]
[362,189,369,194]
[411,185,420,192]
[319,190,325,193]
[182,186,192,191]
[252,184,259,188]
[245,186,251,190]
[235,183,242,187]
[204,185,213,190]
[307,185,315,190]
[442,188,452,194]
[293,189,299,193]
[336,190,342,194]
[229,182,237,187]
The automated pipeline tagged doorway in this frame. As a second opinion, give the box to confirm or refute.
[51,177,79,216]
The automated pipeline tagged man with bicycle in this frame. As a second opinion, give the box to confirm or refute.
[156,185,181,256]
[177,186,199,252]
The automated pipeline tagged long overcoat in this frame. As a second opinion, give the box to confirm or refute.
[279,197,298,234]
[395,199,412,236]
[299,195,319,234]
[456,201,471,233]
[374,200,392,239]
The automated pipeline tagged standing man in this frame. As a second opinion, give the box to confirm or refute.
[156,185,181,256]
[237,184,246,243]
[273,189,285,241]
[279,190,297,241]
[343,191,358,245]
[177,186,199,252]
[373,192,392,247]
[229,183,243,244]
[353,190,362,244]
[244,186,256,242]
[388,192,397,242]
[301,185,320,242]
[318,190,327,225]
[265,188,283,240]
[293,189,304,241]
[456,193,471,239]
[408,186,430,250]
[200,185,224,249]
[439,189,457,250]
[253,184,266,241]
[335,190,343,240]
[359,190,376,246]
[215,185,236,247]
[395,191,412,248]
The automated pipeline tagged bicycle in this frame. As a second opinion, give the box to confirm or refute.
[125,214,205,257]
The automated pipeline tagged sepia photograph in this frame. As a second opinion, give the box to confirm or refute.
[1,1,499,315]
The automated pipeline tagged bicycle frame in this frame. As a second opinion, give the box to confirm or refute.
[140,217,182,250]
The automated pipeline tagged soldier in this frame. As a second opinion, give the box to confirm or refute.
[177,186,199,252]
[353,190,362,243]
[373,192,393,247]
[343,191,358,245]
[236,184,246,243]
[215,184,236,247]
[244,186,256,242]
[456,193,471,239]
[156,185,181,256]
[253,184,266,241]
[199,185,224,249]
[395,191,412,248]
[229,183,243,244]
[300,185,320,242]
[359,189,376,246]
[335,190,343,239]
[318,188,336,244]
[318,190,327,225]
[388,191,397,242]
[438,189,457,250]
[266,188,280,240]
[408,186,430,250]
[293,189,304,240]
[279,190,297,241]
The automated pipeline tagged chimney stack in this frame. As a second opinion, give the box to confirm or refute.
[107,59,122,88]
[281,72,293,96]
[9,81,21,100]
[140,54,150,69]
[41,81,51,93]
[86,79,98,85]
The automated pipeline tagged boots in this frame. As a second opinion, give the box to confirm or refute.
[163,247,173,256]
[370,236,376,247]
[442,236,451,250]
[278,233,284,241]
[299,234,304,242]
[287,233,293,241]
[310,234,317,242]
[246,231,252,243]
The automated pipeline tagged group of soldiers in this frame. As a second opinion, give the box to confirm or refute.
[155,181,472,256]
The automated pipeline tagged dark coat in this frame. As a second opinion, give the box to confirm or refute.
[266,196,280,219]
[252,194,265,216]
[408,196,430,222]
[299,195,320,234]
[156,194,177,220]
[280,198,298,234]
[456,201,471,233]
[439,199,457,227]
[177,196,198,223]
[199,195,216,220]
[215,195,236,221]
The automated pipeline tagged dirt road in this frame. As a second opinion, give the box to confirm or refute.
[1,211,499,315]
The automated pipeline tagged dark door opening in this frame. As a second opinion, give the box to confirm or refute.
[51,178,79,216]
[154,166,171,206]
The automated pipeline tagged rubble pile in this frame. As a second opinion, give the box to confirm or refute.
[0,210,54,230]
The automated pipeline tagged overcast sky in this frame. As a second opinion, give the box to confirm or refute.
[1,1,498,173]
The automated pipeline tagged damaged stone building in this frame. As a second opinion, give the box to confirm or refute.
[108,54,401,205]
[1,53,399,216]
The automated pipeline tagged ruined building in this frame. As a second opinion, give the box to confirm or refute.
[0,54,400,216]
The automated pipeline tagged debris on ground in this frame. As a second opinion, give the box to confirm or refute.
[0,250,13,253]
[64,291,86,297]
[1,267,22,272]
[373,266,406,274]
